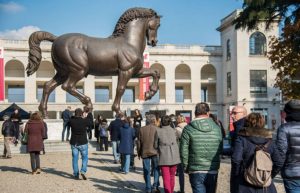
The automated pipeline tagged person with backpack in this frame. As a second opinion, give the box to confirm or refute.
[276,99,300,193]
[1,113,16,159]
[99,119,109,151]
[230,112,282,193]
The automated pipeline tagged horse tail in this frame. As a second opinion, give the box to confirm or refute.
[26,31,56,76]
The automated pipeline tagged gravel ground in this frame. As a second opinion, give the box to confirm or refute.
[0,149,285,193]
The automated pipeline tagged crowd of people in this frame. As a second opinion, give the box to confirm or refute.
[1,100,300,193]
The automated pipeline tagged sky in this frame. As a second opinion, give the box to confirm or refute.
[0,0,244,45]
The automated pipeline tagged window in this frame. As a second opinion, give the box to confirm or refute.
[250,70,267,98]
[122,87,135,102]
[201,87,207,102]
[95,86,109,102]
[226,39,231,60]
[7,85,24,102]
[249,32,266,55]
[37,86,55,102]
[175,86,184,103]
[227,72,232,96]
[66,86,83,102]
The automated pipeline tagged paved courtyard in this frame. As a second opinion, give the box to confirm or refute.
[0,147,285,193]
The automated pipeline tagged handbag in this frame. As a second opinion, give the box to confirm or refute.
[21,124,28,145]
[21,132,28,145]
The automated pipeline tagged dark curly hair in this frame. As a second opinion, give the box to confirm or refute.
[110,7,158,38]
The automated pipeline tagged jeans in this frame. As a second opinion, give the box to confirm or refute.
[122,154,130,173]
[62,122,70,141]
[142,155,160,192]
[99,137,108,151]
[189,172,218,193]
[112,141,120,161]
[71,144,88,176]
[177,163,185,192]
[284,178,300,193]
[30,151,40,171]
[161,165,177,193]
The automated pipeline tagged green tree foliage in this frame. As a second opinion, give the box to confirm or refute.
[233,0,300,98]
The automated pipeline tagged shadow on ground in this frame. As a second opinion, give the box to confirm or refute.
[0,166,29,174]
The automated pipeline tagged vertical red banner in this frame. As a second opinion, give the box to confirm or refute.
[139,52,150,100]
[0,47,4,101]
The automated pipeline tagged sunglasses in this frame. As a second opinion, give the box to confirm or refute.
[232,111,243,115]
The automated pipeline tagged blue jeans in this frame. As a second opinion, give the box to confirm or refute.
[122,154,130,173]
[112,141,120,161]
[189,172,218,193]
[71,144,88,176]
[142,155,160,192]
[284,178,300,193]
[62,122,70,141]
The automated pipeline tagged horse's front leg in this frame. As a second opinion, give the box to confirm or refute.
[135,68,160,100]
[112,70,133,114]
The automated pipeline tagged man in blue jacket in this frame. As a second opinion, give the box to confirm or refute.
[276,99,300,193]
[108,113,124,164]
[61,106,72,141]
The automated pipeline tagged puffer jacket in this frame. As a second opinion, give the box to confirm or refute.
[276,121,300,178]
[231,127,282,193]
[180,117,223,172]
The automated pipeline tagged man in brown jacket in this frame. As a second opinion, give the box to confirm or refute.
[137,114,160,193]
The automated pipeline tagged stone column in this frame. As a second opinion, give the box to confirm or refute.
[165,65,175,103]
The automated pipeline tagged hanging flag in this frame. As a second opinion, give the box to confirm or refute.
[139,52,150,100]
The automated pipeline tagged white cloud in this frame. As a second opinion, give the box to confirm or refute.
[0,26,41,40]
[0,1,24,13]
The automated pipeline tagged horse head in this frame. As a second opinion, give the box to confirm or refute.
[146,16,161,47]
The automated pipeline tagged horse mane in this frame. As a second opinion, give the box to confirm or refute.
[110,7,158,38]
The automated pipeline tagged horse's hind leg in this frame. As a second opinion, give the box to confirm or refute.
[39,73,65,118]
[134,68,160,100]
[112,70,133,114]
[61,74,92,110]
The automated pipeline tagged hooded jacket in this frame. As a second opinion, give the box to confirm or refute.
[180,117,223,172]
[230,127,282,193]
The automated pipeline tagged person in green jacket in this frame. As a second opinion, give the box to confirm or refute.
[180,102,223,193]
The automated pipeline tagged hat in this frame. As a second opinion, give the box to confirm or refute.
[3,113,10,120]
[284,99,300,114]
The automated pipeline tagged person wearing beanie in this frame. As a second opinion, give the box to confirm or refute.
[276,99,300,193]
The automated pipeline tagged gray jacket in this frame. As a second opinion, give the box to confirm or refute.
[156,126,181,166]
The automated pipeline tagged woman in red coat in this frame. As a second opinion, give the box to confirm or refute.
[25,112,45,174]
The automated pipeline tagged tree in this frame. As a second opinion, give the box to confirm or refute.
[233,0,300,99]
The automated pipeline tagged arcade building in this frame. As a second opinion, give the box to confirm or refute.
[0,10,282,129]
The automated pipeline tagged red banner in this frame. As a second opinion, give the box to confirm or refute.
[139,52,150,100]
[0,47,4,101]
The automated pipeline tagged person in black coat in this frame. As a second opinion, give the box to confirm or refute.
[133,109,143,128]
[83,106,94,140]
[69,108,90,180]
[230,113,282,193]
[276,99,300,193]
[1,114,16,158]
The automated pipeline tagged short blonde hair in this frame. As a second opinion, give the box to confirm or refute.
[177,115,186,124]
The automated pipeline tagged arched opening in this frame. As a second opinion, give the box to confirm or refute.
[200,64,216,102]
[36,61,55,78]
[249,32,267,55]
[5,60,24,77]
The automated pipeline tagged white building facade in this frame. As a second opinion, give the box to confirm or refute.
[0,10,281,129]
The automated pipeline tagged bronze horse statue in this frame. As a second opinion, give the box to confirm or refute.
[26,7,161,117]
